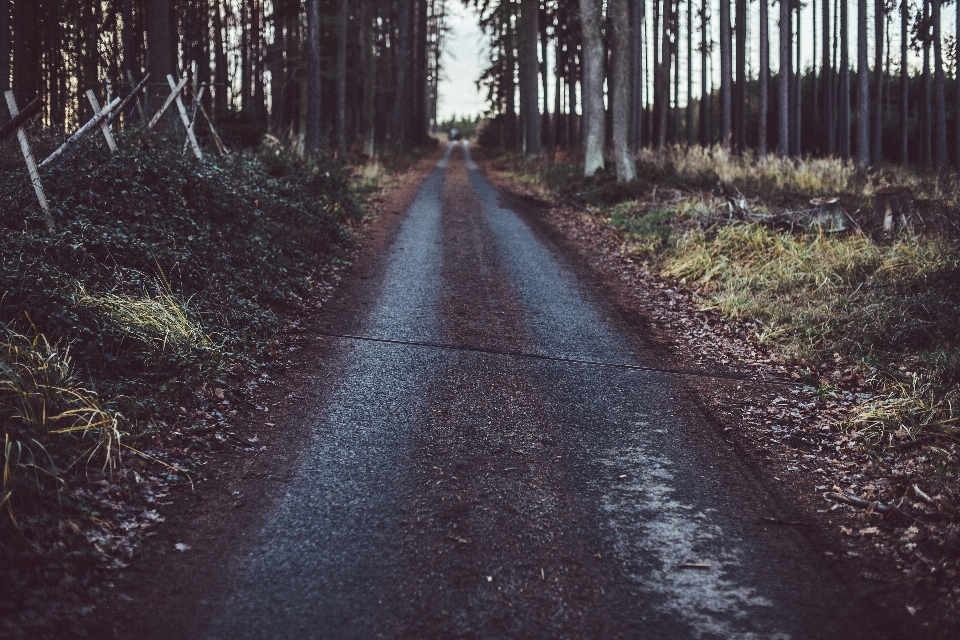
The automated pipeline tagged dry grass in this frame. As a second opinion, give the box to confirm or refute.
[0,328,120,522]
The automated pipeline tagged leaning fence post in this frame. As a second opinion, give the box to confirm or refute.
[167,74,203,160]
[4,91,53,230]
[147,75,189,130]
[86,90,117,152]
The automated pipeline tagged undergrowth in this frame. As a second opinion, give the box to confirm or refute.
[0,131,359,523]
[494,145,960,451]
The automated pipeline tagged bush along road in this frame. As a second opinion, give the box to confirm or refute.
[71,142,939,639]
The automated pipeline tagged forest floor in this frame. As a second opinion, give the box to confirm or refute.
[478,145,960,633]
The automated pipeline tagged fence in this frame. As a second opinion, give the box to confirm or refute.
[0,73,227,230]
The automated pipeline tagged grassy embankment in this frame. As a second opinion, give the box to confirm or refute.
[0,131,369,540]
[499,146,960,460]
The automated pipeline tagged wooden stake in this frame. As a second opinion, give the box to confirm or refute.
[0,96,43,144]
[109,73,151,126]
[147,75,189,130]
[4,91,53,230]
[197,101,228,155]
[183,85,206,155]
[167,75,203,160]
[124,69,146,123]
[40,97,120,168]
[86,90,117,152]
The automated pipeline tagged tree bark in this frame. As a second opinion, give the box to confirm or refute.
[779,0,790,156]
[686,0,693,145]
[759,0,769,155]
[0,0,10,94]
[519,0,541,155]
[823,0,834,155]
[900,0,908,162]
[932,0,948,167]
[871,0,883,166]
[660,0,674,147]
[336,0,348,157]
[700,0,709,145]
[145,0,173,123]
[580,0,606,175]
[856,0,869,168]
[631,0,644,150]
[719,0,732,149]
[955,0,960,165]
[361,1,377,156]
[735,0,746,151]
[921,0,932,166]
[390,0,414,147]
[504,14,518,151]
[840,0,851,160]
[305,0,322,155]
[610,0,636,181]
[213,0,228,118]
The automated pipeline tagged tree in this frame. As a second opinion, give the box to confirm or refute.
[390,0,414,147]
[579,0,605,176]
[720,0,732,149]
[519,0,541,155]
[840,0,851,160]
[823,0,834,155]
[335,0,348,158]
[900,0,908,162]
[305,0,322,155]
[759,0,769,155]
[856,0,869,168]
[871,0,883,166]
[610,0,636,181]
[0,0,9,94]
[931,0,948,167]
[779,0,790,156]
[145,0,173,120]
[735,0,746,151]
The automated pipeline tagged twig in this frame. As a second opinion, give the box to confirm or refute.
[824,491,895,513]
[121,443,194,491]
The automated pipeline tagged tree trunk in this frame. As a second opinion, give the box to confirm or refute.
[336,0,348,157]
[145,0,172,123]
[390,0,414,147]
[519,0,541,155]
[735,0,746,151]
[504,16,518,151]
[856,0,869,168]
[686,0,693,145]
[554,37,562,151]
[955,0,960,165]
[921,0,932,166]
[0,0,10,94]
[779,0,790,156]
[823,0,834,155]
[759,0,769,155]
[305,0,322,155]
[871,0,883,166]
[719,0,732,149]
[792,2,801,155]
[659,0,674,147]
[899,0,908,162]
[840,0,850,159]
[413,0,428,144]
[610,0,636,181]
[652,0,660,143]
[361,2,377,156]
[631,0,644,150]
[213,0,228,118]
[700,0,709,146]
[932,0,948,167]
[580,0,606,175]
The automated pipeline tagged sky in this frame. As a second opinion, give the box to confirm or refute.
[437,3,488,122]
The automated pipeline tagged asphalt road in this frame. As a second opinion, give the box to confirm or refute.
[204,143,888,639]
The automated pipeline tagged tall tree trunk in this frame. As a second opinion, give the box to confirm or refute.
[921,0,932,166]
[253,0,265,120]
[610,0,636,181]
[856,0,869,168]
[700,0,709,145]
[542,19,552,151]
[519,0,541,155]
[900,0,908,162]
[1,0,10,94]
[554,37,562,151]
[686,0,693,145]
[580,0,606,175]
[659,0,674,147]
[720,0,732,149]
[145,0,172,122]
[824,0,834,155]
[779,0,790,156]
[759,0,769,155]
[305,0,322,155]
[792,1,801,155]
[871,0,883,166]
[932,0,948,167]
[362,2,377,156]
[840,0,850,159]
[652,0,660,143]
[390,0,414,147]
[413,0,428,144]
[503,17,517,151]
[631,0,644,150]
[955,0,960,165]
[213,0,228,118]
[735,0,746,151]
[812,0,818,126]
[336,0,348,157]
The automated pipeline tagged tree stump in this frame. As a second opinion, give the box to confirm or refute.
[874,186,915,232]
[809,197,847,232]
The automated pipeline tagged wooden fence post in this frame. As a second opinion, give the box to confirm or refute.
[147,75,189,130]
[40,97,120,168]
[4,91,53,230]
[86,90,117,152]
[167,74,203,160]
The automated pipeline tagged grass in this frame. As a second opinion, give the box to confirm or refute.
[493,144,960,451]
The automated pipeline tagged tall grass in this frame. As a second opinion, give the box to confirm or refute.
[0,328,120,522]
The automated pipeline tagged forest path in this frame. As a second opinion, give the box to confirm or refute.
[112,144,893,639]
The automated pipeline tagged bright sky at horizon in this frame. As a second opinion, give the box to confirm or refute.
[437,3,488,122]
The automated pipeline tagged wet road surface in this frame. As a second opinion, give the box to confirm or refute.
[205,144,886,639]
